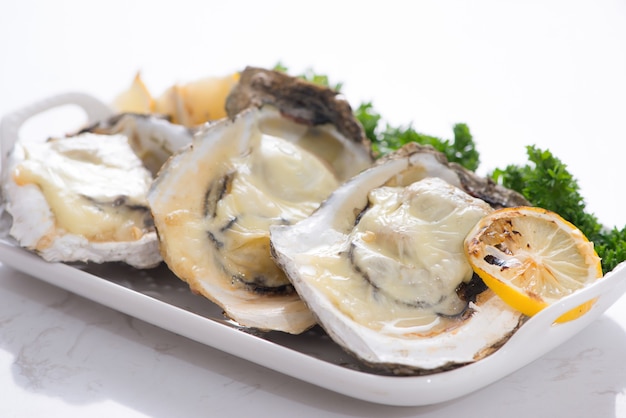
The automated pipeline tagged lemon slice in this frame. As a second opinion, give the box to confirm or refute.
[464,206,602,323]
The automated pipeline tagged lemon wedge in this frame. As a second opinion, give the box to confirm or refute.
[464,206,602,323]
[113,72,154,114]
[154,73,240,126]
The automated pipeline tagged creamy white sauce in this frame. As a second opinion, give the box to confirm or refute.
[301,177,493,335]
[13,133,153,242]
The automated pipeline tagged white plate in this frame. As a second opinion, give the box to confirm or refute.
[2,93,626,407]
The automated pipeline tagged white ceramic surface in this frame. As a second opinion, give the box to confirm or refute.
[1,239,626,407]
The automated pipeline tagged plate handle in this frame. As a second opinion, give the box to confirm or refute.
[503,261,626,352]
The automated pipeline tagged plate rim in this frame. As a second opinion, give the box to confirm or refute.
[1,239,625,406]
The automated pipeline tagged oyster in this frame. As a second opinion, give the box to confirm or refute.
[147,75,374,333]
[270,143,527,373]
[225,66,373,180]
[2,109,194,269]
[373,142,530,209]
[3,132,160,268]
[78,113,194,176]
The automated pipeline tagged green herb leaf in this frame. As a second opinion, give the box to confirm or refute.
[274,63,625,273]
[273,63,343,92]
[491,145,621,273]
[353,102,479,171]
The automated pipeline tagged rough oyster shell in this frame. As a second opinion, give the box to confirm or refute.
[374,142,530,208]
[270,143,526,373]
[226,66,373,180]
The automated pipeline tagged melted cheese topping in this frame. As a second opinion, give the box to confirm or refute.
[156,129,341,292]
[299,177,493,335]
[13,133,153,242]
[207,134,340,288]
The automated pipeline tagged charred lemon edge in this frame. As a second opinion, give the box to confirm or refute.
[465,206,603,324]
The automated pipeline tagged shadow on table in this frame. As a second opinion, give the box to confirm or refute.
[1,264,625,417]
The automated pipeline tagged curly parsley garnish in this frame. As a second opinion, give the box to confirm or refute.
[354,102,480,171]
[492,146,625,274]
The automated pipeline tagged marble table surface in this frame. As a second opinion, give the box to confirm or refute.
[1,262,626,417]
[1,0,625,416]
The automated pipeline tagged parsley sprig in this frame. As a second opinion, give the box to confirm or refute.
[492,146,625,274]
[354,102,480,171]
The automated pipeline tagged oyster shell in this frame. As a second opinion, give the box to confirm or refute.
[78,113,194,176]
[147,95,374,333]
[225,66,373,180]
[2,109,195,269]
[270,143,527,373]
[147,67,374,334]
[3,132,161,268]
[374,143,530,208]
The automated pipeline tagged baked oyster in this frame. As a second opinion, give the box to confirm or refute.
[147,69,374,334]
[270,143,528,373]
[3,132,161,268]
[225,66,372,180]
[2,108,194,269]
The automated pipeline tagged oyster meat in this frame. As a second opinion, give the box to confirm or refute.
[147,69,374,334]
[270,143,527,373]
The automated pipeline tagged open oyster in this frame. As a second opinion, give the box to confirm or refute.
[3,132,161,268]
[270,143,527,373]
[2,108,194,269]
[147,71,374,333]
[226,67,365,138]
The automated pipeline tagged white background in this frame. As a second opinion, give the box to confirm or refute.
[1,0,625,227]
[1,1,626,417]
